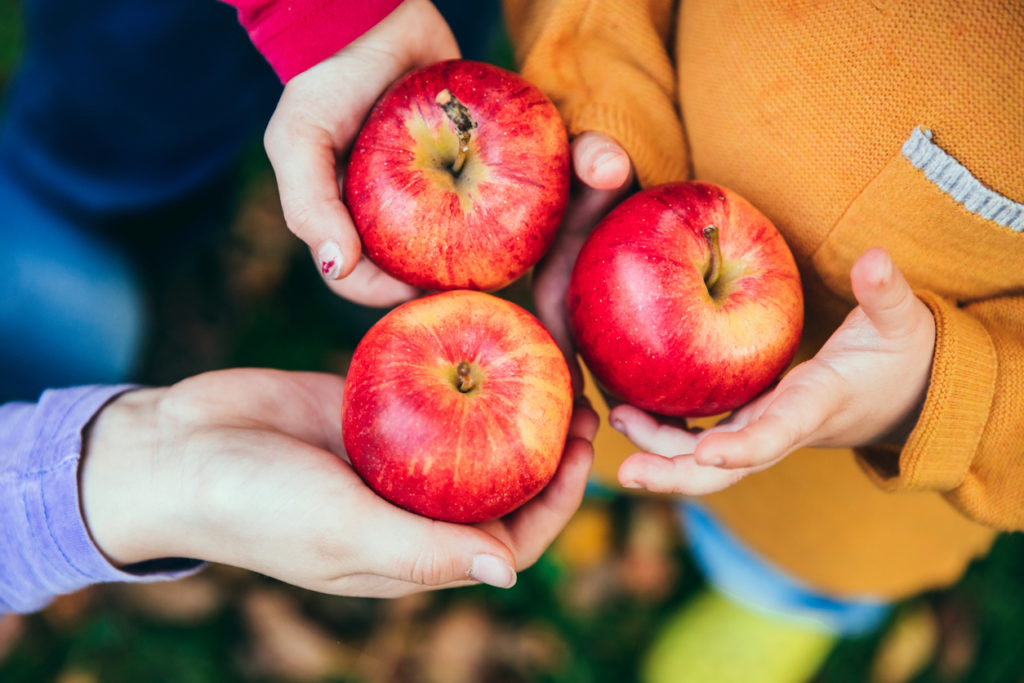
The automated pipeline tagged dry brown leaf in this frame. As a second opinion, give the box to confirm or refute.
[421,604,495,683]
[358,593,433,683]
[115,574,224,623]
[43,588,96,629]
[935,599,977,681]
[242,587,362,681]
[507,622,569,673]
[54,669,98,683]
[618,547,677,601]
[618,500,680,600]
[559,562,620,614]
[227,174,297,298]
[870,603,939,683]
[625,500,679,556]
[0,614,25,664]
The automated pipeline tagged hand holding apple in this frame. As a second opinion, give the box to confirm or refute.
[342,290,576,523]
[612,248,936,496]
[79,367,597,596]
[531,131,635,394]
[568,180,804,418]
[264,0,458,307]
[344,59,570,291]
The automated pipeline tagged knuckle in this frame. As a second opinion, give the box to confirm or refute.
[407,549,454,587]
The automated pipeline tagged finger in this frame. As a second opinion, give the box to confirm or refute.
[608,404,699,456]
[355,503,520,590]
[617,451,752,496]
[531,259,583,392]
[849,247,919,337]
[324,255,421,308]
[491,429,595,569]
[572,131,634,190]
[265,123,364,282]
[692,376,841,468]
[570,397,600,443]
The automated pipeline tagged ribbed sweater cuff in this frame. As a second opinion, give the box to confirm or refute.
[234,0,404,82]
[0,386,203,614]
[859,291,997,492]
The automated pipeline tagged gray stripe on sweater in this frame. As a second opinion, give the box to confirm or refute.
[901,127,1024,232]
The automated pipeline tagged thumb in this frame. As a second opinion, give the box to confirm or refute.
[572,131,633,191]
[366,519,518,589]
[850,247,919,335]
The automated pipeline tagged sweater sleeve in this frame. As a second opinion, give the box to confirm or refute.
[222,0,404,82]
[502,0,687,187]
[0,386,203,615]
[857,292,1024,531]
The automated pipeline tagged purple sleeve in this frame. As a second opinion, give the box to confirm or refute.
[1,385,203,614]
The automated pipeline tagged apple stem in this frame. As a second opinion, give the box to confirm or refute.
[702,224,722,292]
[436,88,476,175]
[456,361,476,393]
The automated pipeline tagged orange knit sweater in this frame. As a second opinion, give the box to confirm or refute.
[505,0,1023,598]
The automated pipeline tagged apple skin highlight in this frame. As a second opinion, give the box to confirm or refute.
[342,290,573,524]
[344,59,570,292]
[568,181,804,418]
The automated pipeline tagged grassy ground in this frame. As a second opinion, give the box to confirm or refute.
[2,3,1024,681]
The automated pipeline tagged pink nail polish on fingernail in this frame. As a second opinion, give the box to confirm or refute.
[318,241,342,280]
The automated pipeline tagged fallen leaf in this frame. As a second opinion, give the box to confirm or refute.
[242,587,362,681]
[421,604,495,683]
[870,603,939,683]
[0,614,25,664]
[115,574,224,623]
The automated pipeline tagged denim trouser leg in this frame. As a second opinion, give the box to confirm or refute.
[0,0,281,400]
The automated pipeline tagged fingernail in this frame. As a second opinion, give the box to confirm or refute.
[880,253,893,287]
[469,554,516,589]
[592,150,622,176]
[317,241,342,280]
[610,419,625,433]
[622,480,642,489]
[707,457,725,467]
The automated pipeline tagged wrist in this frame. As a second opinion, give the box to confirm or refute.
[79,387,178,567]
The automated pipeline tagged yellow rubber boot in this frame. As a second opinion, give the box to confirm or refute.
[643,589,838,683]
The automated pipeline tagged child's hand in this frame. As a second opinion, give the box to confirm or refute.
[80,368,597,596]
[612,248,936,495]
[533,131,634,393]
[263,0,458,308]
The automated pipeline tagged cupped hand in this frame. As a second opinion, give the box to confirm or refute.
[80,368,598,597]
[612,248,936,496]
[532,131,634,393]
[263,0,459,307]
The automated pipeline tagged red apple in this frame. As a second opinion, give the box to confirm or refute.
[343,59,570,292]
[568,181,804,418]
[341,289,573,523]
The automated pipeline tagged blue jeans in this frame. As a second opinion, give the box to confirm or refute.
[0,0,281,402]
[0,0,501,402]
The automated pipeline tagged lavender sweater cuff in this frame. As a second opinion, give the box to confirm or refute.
[1,385,203,614]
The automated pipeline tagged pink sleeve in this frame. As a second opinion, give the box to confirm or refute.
[224,0,405,82]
